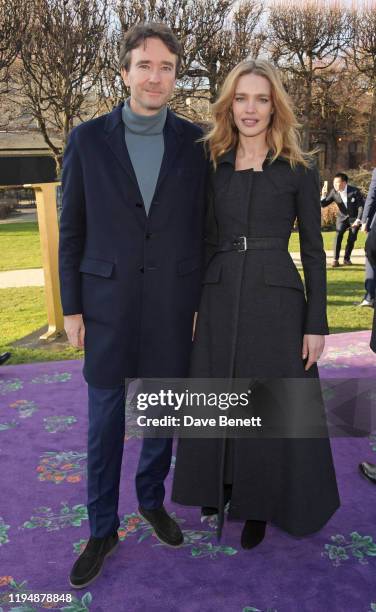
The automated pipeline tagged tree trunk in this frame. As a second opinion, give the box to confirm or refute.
[302,63,313,151]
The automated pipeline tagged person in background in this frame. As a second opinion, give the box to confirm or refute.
[358,168,376,307]
[321,172,364,267]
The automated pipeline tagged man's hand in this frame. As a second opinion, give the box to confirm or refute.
[351,220,362,228]
[302,334,325,371]
[64,314,85,349]
[361,222,368,233]
[321,187,328,198]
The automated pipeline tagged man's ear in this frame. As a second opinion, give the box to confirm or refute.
[120,67,130,87]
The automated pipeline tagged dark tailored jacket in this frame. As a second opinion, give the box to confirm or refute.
[320,184,364,225]
[59,102,207,387]
[362,168,376,230]
[364,169,376,352]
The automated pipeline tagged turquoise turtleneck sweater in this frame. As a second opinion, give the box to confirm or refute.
[122,97,167,215]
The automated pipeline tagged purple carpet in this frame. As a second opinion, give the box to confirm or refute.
[1,330,376,612]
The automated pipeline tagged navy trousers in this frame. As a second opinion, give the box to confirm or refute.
[87,384,173,538]
[333,219,360,261]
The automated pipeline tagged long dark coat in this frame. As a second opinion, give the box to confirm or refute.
[171,149,340,537]
[59,103,207,387]
[364,168,376,352]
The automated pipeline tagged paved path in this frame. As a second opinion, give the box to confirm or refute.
[0,209,37,224]
[0,268,45,288]
[0,249,367,289]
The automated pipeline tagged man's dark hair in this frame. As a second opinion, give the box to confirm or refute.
[119,22,183,77]
[334,172,348,183]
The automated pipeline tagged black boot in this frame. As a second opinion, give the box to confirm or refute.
[69,532,119,588]
[201,485,232,517]
[241,520,266,549]
[138,505,184,547]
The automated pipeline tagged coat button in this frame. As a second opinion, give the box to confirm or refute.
[139,266,144,273]
[146,232,152,239]
[136,202,143,208]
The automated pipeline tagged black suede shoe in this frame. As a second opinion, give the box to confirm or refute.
[69,532,119,589]
[138,505,184,547]
[241,520,266,550]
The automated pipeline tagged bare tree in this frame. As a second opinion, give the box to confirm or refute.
[347,3,376,163]
[0,0,31,94]
[197,0,265,103]
[15,0,110,172]
[268,0,346,149]
[310,59,368,171]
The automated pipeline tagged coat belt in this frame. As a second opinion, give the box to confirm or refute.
[214,236,287,253]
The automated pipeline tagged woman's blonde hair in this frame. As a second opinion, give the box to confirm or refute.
[204,59,315,169]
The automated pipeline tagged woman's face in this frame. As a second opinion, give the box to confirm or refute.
[232,73,274,140]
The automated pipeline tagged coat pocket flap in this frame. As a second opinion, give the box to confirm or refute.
[177,255,201,276]
[202,261,222,284]
[79,257,114,278]
[263,263,304,292]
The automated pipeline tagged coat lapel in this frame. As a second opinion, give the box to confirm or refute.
[104,102,141,193]
[103,104,184,212]
[154,109,184,197]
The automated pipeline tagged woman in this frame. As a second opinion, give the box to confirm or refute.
[171,59,340,549]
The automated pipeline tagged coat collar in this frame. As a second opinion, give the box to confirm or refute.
[217,147,287,170]
[104,102,184,197]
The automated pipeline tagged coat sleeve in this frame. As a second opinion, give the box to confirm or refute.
[362,169,376,229]
[320,189,335,208]
[365,213,376,267]
[354,187,365,220]
[58,127,86,315]
[296,163,329,335]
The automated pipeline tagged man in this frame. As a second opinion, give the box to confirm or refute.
[358,168,376,307]
[358,169,376,484]
[321,172,364,267]
[59,22,207,588]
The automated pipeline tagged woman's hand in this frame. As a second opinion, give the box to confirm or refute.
[302,334,325,371]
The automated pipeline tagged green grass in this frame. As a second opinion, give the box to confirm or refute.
[0,222,42,271]
[326,265,374,333]
[289,229,367,253]
[0,287,83,364]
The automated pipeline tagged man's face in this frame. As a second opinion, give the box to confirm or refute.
[121,37,177,116]
[333,177,346,192]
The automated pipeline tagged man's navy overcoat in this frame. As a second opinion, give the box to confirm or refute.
[59,103,207,387]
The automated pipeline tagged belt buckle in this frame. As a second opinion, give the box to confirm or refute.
[236,236,247,252]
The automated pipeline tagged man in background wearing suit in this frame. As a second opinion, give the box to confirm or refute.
[358,168,376,307]
[59,22,207,588]
[321,172,364,267]
[359,168,376,484]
